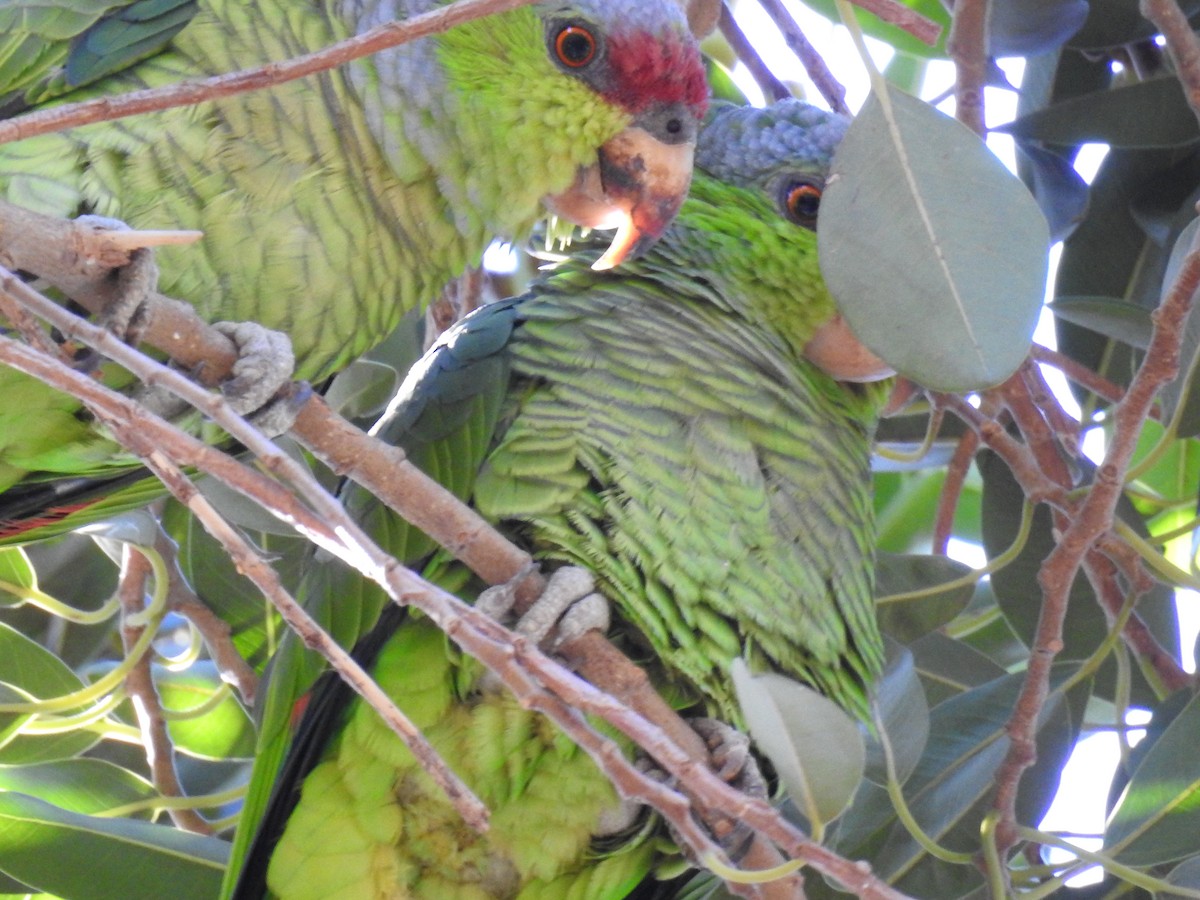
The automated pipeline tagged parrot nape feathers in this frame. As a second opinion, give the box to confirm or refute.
[0,0,707,540]
[230,98,889,899]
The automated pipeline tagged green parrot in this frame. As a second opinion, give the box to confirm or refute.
[229,98,891,899]
[0,0,707,540]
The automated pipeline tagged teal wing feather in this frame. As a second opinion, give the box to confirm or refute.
[65,0,198,90]
[0,1,182,109]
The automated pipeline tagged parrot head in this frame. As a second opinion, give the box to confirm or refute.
[690,99,892,381]
[432,0,708,271]
[535,1,710,269]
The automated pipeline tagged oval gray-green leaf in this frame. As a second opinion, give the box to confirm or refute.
[820,83,1048,392]
[875,552,975,642]
[0,759,154,815]
[1161,856,1200,895]
[999,77,1200,149]
[0,622,97,764]
[1049,296,1154,350]
[865,643,929,786]
[732,659,864,830]
[324,358,400,421]
[152,663,256,759]
[0,547,35,607]
[1106,691,1200,866]
[0,792,226,900]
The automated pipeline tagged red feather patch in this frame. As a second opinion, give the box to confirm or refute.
[603,30,708,117]
[0,501,96,541]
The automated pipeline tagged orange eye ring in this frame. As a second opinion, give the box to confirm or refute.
[783,181,822,228]
[555,25,597,68]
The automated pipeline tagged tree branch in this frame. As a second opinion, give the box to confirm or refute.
[0,284,911,899]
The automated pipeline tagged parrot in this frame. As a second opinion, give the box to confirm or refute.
[0,0,707,541]
[227,97,892,899]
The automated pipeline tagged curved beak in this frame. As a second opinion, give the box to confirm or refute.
[545,126,695,272]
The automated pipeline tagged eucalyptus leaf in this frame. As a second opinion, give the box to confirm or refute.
[151,663,256,760]
[1049,296,1155,350]
[865,642,929,786]
[0,758,154,814]
[77,509,162,550]
[908,632,1008,707]
[1055,147,1200,402]
[999,77,1200,149]
[870,667,1081,892]
[1014,140,1089,243]
[0,622,97,765]
[820,83,1047,391]
[1106,691,1200,866]
[0,792,226,900]
[323,358,401,422]
[977,450,1179,705]
[874,552,975,642]
[1069,0,1200,49]
[987,0,1087,56]
[0,547,34,607]
[732,659,865,830]
[1161,856,1200,895]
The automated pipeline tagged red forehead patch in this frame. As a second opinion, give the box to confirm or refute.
[602,31,708,117]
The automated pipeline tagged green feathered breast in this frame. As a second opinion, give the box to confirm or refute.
[0,0,702,535]
[231,99,890,899]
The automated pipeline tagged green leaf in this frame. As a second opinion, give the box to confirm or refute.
[875,553,975,642]
[1069,0,1200,49]
[909,633,1008,707]
[820,83,1048,391]
[152,663,255,759]
[0,622,97,765]
[1049,296,1155,351]
[1055,147,1200,404]
[865,643,929,786]
[732,659,864,830]
[1106,692,1200,866]
[977,450,1179,705]
[987,0,1087,56]
[862,667,1081,893]
[0,792,226,900]
[0,759,153,815]
[0,548,35,607]
[1161,856,1200,895]
[999,77,1200,149]
[324,358,400,422]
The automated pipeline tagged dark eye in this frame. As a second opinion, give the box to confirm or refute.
[554,25,597,68]
[781,178,823,229]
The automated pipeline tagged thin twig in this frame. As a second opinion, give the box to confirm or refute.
[933,429,979,555]
[0,274,910,899]
[848,0,943,45]
[117,544,212,835]
[1030,344,1133,412]
[0,0,540,145]
[991,211,1200,854]
[755,0,849,113]
[154,529,258,706]
[947,0,989,136]
[719,4,791,102]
